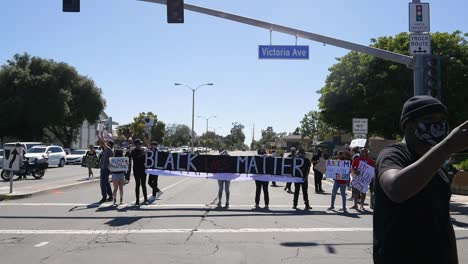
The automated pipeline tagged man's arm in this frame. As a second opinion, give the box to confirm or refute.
[380,120,468,203]
[96,131,110,150]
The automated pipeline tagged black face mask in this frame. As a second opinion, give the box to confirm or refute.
[414,120,449,146]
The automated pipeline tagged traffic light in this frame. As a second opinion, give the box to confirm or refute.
[167,0,184,23]
[416,5,423,22]
[423,55,442,100]
[63,0,80,12]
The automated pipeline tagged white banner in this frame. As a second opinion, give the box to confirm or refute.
[109,157,129,172]
[350,162,375,193]
[145,169,305,183]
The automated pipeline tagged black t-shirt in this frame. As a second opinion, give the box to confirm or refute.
[373,143,457,264]
[130,148,146,172]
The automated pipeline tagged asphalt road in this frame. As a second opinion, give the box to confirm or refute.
[0,152,467,264]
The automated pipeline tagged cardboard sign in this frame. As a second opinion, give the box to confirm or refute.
[314,158,326,174]
[109,157,129,172]
[351,161,376,193]
[325,160,351,180]
[82,156,99,168]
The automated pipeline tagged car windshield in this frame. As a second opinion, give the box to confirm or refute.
[70,150,86,155]
[26,144,42,151]
[28,147,47,153]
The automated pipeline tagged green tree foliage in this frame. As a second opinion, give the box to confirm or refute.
[318,31,468,139]
[198,131,224,150]
[223,122,246,150]
[118,112,166,143]
[299,111,336,141]
[0,53,105,146]
[164,124,193,147]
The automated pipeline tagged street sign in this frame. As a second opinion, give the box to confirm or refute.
[409,34,431,55]
[352,118,368,135]
[258,45,309,60]
[354,134,367,139]
[3,146,23,171]
[409,3,430,32]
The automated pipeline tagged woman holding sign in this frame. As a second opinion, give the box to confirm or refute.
[110,149,126,205]
[351,148,375,210]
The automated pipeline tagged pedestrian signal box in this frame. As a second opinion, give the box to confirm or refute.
[167,0,184,23]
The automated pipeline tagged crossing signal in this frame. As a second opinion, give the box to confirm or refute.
[416,5,423,22]
[167,0,184,23]
[423,55,442,100]
[63,0,80,12]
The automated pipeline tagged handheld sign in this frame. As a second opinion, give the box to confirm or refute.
[351,161,375,193]
[325,160,351,180]
[109,157,129,172]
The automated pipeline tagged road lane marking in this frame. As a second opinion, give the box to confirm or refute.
[34,241,49,247]
[0,227,466,235]
[0,203,331,208]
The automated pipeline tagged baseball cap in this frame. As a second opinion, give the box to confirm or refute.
[133,139,143,145]
[400,95,448,127]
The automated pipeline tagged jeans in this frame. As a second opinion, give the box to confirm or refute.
[331,181,347,209]
[217,180,231,204]
[313,169,323,192]
[148,175,160,196]
[255,180,269,206]
[100,168,113,199]
[133,171,148,202]
[293,181,310,206]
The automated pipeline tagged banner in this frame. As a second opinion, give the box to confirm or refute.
[350,161,375,193]
[109,157,129,172]
[325,160,351,180]
[82,156,99,168]
[144,151,309,182]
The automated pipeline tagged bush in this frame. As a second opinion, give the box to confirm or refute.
[454,160,468,171]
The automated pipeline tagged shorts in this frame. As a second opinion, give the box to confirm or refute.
[112,173,125,182]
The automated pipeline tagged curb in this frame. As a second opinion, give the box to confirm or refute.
[0,178,100,201]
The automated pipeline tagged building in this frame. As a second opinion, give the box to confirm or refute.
[71,112,119,149]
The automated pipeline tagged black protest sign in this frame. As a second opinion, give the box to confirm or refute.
[145,151,309,178]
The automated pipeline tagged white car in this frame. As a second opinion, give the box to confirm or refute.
[0,149,3,169]
[25,145,67,167]
[66,149,88,165]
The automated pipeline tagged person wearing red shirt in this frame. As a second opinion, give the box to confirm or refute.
[351,148,375,210]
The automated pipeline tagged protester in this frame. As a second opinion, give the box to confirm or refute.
[270,150,279,187]
[85,144,97,179]
[110,149,126,205]
[217,150,231,208]
[255,149,270,209]
[130,139,148,205]
[143,135,163,202]
[96,133,114,203]
[124,146,132,184]
[374,95,467,263]
[351,148,375,210]
[327,151,349,212]
[292,148,312,210]
[312,150,325,193]
[284,147,296,193]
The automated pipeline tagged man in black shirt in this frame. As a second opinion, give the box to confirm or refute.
[374,95,467,264]
[293,149,312,210]
[130,139,148,205]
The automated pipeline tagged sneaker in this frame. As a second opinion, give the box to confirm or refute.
[142,200,149,205]
[292,205,297,209]
[350,205,358,210]
[264,205,270,210]
[225,203,229,209]
[149,196,156,203]
[304,205,312,210]
[254,204,260,210]
[339,208,347,213]
[98,198,106,204]
[106,197,113,202]
[327,206,335,211]
[217,202,222,208]
[156,191,164,199]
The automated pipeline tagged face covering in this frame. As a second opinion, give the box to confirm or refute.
[414,120,449,146]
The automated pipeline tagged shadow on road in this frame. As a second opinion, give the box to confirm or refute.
[280,241,372,254]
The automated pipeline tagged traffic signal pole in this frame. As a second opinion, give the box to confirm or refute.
[413,55,425,96]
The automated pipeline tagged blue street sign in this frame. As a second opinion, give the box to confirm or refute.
[258,45,309,60]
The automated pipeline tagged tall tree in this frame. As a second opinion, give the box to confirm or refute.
[223,122,246,150]
[118,112,166,143]
[198,131,224,150]
[299,111,336,141]
[0,53,105,146]
[164,124,193,147]
[318,31,468,139]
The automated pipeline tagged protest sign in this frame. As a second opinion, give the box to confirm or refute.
[350,161,376,193]
[314,158,326,174]
[144,151,308,182]
[82,156,99,168]
[325,160,351,180]
[109,157,129,172]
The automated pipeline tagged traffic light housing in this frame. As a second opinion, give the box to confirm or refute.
[63,0,80,12]
[423,55,442,100]
[167,0,184,23]
[415,5,423,22]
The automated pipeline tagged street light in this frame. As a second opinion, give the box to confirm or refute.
[197,115,217,134]
[174,82,214,151]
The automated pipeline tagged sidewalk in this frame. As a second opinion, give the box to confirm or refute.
[0,167,100,200]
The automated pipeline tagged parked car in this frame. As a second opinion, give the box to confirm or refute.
[3,142,43,153]
[94,146,103,156]
[0,149,3,169]
[25,145,67,167]
[66,149,87,165]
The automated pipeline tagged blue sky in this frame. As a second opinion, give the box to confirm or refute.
[1,0,467,145]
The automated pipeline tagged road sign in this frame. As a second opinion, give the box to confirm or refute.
[409,3,430,32]
[354,134,367,139]
[352,118,368,135]
[258,45,309,60]
[3,146,23,171]
[409,34,431,55]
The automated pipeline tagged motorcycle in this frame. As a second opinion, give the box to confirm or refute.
[1,157,48,181]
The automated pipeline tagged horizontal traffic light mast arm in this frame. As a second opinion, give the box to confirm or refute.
[139,0,414,66]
